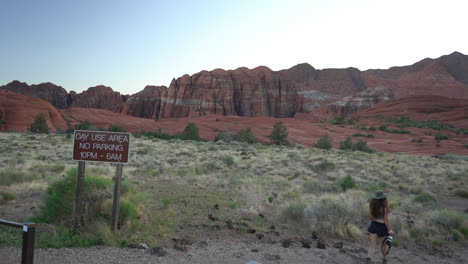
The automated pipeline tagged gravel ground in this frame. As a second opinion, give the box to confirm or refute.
[1,239,467,264]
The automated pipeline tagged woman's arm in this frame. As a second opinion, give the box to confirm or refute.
[384,207,393,234]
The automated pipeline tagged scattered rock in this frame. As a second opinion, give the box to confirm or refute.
[174,244,189,252]
[333,241,344,249]
[256,233,264,240]
[211,225,221,231]
[179,238,193,245]
[197,241,208,248]
[269,225,276,230]
[317,239,326,249]
[251,248,259,253]
[128,243,149,250]
[258,213,265,218]
[150,246,167,257]
[247,228,256,234]
[246,261,262,264]
[312,231,318,239]
[264,253,281,261]
[226,220,234,230]
[213,204,219,210]
[233,252,244,258]
[282,239,292,248]
[339,248,347,254]
[300,239,312,249]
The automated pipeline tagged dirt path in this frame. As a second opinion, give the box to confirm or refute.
[1,239,467,264]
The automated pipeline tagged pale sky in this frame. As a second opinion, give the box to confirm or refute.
[0,0,467,94]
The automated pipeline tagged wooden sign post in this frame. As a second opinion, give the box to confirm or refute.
[72,130,131,232]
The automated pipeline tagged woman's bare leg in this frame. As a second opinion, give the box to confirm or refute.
[379,237,388,261]
[368,233,377,259]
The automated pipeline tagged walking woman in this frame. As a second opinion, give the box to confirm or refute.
[367,190,394,263]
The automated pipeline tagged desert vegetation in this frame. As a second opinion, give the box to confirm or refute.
[0,132,467,250]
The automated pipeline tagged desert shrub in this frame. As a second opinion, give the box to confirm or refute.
[72,121,96,131]
[269,121,288,145]
[214,130,233,142]
[0,191,16,201]
[315,160,336,171]
[221,155,235,167]
[305,195,363,237]
[339,136,353,150]
[435,133,449,141]
[234,128,258,144]
[0,170,37,186]
[352,140,374,153]
[29,164,65,178]
[144,129,173,140]
[352,133,373,138]
[0,112,4,125]
[438,153,468,162]
[108,125,126,132]
[411,138,423,143]
[179,123,202,141]
[329,117,346,125]
[30,113,50,134]
[282,201,306,221]
[452,230,462,241]
[34,169,111,224]
[315,134,332,149]
[410,227,424,239]
[454,189,468,198]
[337,174,356,192]
[413,192,436,206]
[425,210,463,232]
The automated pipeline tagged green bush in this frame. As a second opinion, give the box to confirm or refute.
[180,123,202,141]
[411,138,423,143]
[352,133,373,138]
[282,202,306,221]
[108,125,126,132]
[329,117,346,125]
[0,191,16,201]
[30,113,50,134]
[269,121,288,145]
[315,160,336,171]
[221,155,235,167]
[435,133,449,141]
[413,192,436,206]
[0,111,5,125]
[144,129,174,140]
[339,137,353,150]
[315,134,332,149]
[214,130,233,142]
[234,128,258,144]
[410,227,424,239]
[71,122,97,131]
[35,168,112,224]
[337,174,356,192]
[352,140,374,153]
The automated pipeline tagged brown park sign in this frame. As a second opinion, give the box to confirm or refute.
[73,130,131,164]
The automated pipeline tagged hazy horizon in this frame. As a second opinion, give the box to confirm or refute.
[1,0,467,94]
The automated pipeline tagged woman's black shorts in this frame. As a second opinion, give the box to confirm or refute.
[368,221,389,237]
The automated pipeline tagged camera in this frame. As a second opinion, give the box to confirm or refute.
[386,235,393,245]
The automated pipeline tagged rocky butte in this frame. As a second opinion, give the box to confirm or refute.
[1,51,467,122]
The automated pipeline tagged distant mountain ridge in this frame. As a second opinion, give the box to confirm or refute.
[1,51,467,119]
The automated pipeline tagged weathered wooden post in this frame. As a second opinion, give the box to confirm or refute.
[73,161,86,232]
[111,163,124,231]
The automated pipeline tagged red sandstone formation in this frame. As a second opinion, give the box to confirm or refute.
[0,80,71,109]
[0,89,68,132]
[69,85,128,112]
[120,85,167,119]
[2,52,467,120]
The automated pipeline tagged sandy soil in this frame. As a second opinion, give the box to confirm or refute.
[1,239,467,264]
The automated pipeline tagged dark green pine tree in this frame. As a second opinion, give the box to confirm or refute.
[269,121,288,145]
[30,113,50,134]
